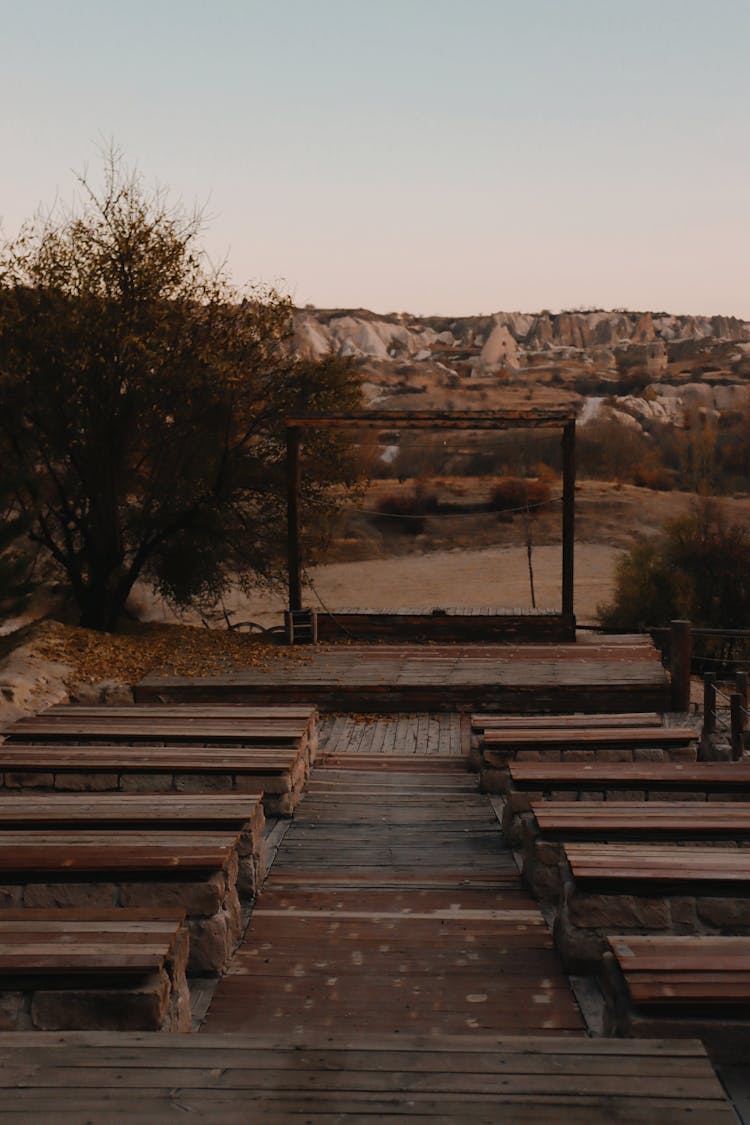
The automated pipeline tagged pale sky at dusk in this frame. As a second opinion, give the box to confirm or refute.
[2,1,748,318]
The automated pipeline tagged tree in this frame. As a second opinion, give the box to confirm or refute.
[598,501,750,631]
[0,152,362,630]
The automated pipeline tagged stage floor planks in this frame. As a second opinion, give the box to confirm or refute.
[137,638,670,713]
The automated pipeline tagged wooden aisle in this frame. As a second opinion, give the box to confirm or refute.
[203,717,585,1036]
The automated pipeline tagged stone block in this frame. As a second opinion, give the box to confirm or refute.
[616,790,646,802]
[24,883,117,909]
[668,896,697,928]
[31,970,171,1031]
[595,748,633,763]
[264,792,293,817]
[4,771,54,789]
[696,896,750,929]
[174,773,234,793]
[507,791,535,813]
[479,767,505,795]
[0,886,24,908]
[633,748,665,762]
[667,746,698,762]
[516,750,561,762]
[54,773,119,792]
[119,773,174,792]
[562,750,595,762]
[186,908,238,973]
[567,892,670,931]
[0,992,24,1030]
[579,791,604,802]
[120,872,225,916]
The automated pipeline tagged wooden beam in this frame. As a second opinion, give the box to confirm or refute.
[286,427,302,613]
[286,409,576,430]
[561,420,576,622]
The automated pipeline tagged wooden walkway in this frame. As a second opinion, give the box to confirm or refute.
[137,637,670,713]
[203,717,583,1037]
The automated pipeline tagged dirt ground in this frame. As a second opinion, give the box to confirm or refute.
[135,542,621,630]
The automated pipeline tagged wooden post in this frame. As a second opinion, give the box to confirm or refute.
[702,672,716,737]
[730,692,744,760]
[736,671,748,714]
[286,426,302,614]
[561,420,576,624]
[670,620,692,713]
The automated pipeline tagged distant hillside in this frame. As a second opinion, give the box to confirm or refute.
[293,306,750,369]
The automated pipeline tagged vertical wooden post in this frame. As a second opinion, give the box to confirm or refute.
[286,426,303,614]
[561,420,576,624]
[702,672,716,737]
[670,620,692,713]
[730,692,744,760]
[736,671,748,714]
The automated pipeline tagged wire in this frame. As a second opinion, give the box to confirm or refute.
[302,568,357,641]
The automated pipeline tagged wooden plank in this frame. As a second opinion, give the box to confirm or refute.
[532,802,750,837]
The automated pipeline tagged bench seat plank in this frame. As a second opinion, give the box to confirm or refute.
[485,727,695,748]
[510,761,750,789]
[0,830,240,872]
[474,712,663,729]
[533,801,750,837]
[566,843,750,885]
[0,745,294,771]
[0,794,263,827]
[609,935,750,1004]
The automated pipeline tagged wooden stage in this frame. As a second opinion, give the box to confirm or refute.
[314,606,574,643]
[138,634,670,713]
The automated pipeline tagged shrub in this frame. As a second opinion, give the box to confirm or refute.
[373,486,439,535]
[598,501,750,630]
[490,477,552,514]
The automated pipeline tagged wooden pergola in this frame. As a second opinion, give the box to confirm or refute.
[285,408,577,630]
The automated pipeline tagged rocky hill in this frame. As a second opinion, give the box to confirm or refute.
[294,306,750,370]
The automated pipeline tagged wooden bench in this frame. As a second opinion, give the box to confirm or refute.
[501,760,750,853]
[518,801,750,900]
[555,842,750,974]
[0,909,190,1032]
[0,744,306,816]
[0,829,246,973]
[0,1031,733,1121]
[602,934,750,1065]
[4,703,318,764]
[473,711,664,731]
[0,793,266,897]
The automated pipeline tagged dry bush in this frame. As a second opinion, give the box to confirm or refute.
[490,477,552,514]
[373,485,439,535]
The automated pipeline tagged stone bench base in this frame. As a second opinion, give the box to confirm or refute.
[0,764,305,818]
[601,950,750,1066]
[554,876,750,975]
[0,863,242,975]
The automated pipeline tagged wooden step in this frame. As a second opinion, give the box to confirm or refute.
[0,1032,733,1121]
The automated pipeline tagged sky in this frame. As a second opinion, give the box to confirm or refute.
[1,0,749,318]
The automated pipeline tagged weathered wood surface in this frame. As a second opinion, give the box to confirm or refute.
[565,843,750,890]
[510,761,750,791]
[484,727,696,749]
[0,793,263,828]
[0,912,185,974]
[0,1031,732,1122]
[609,934,750,1005]
[473,712,664,730]
[533,802,750,839]
[0,830,240,872]
[137,640,670,713]
[205,731,585,1037]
